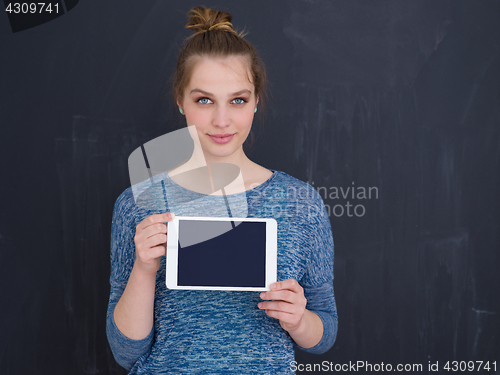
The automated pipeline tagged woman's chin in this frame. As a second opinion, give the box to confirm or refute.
[203,146,244,161]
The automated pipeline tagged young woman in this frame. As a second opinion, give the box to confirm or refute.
[107,6,337,374]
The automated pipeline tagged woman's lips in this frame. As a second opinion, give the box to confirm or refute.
[208,133,235,144]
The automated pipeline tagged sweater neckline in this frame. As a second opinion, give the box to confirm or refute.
[162,169,278,197]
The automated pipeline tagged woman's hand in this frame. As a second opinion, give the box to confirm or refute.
[133,212,175,276]
[258,278,307,333]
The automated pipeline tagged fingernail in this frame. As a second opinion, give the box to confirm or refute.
[260,292,265,299]
[258,303,262,308]
[271,283,277,289]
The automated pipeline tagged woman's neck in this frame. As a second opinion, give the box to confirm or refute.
[168,148,254,195]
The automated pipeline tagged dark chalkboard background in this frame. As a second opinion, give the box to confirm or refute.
[1,1,499,374]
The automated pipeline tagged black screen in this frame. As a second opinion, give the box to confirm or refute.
[177,220,266,287]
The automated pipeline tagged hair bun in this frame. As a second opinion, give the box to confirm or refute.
[185,5,242,38]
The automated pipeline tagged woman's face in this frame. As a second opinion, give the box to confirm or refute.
[178,55,258,162]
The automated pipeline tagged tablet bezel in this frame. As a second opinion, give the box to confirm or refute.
[166,216,277,291]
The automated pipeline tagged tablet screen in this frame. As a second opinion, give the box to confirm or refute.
[177,220,266,288]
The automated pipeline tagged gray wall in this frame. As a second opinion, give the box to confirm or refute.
[1,1,499,374]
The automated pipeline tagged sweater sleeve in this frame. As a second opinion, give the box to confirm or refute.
[296,188,338,354]
[106,190,155,370]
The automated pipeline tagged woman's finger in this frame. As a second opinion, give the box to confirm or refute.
[260,290,297,304]
[137,223,167,242]
[258,300,297,314]
[139,244,167,262]
[269,279,303,293]
[142,232,168,249]
[135,213,175,245]
[136,212,175,231]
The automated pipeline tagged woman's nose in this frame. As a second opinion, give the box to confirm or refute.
[212,105,231,128]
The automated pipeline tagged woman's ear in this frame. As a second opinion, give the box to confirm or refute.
[176,98,184,114]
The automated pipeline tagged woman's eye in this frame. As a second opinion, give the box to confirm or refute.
[232,98,247,104]
[197,97,212,104]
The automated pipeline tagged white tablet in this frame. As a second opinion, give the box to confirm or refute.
[166,216,277,291]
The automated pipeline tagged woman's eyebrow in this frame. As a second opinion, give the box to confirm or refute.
[190,88,252,96]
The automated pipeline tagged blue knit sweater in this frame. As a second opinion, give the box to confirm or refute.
[106,169,338,374]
